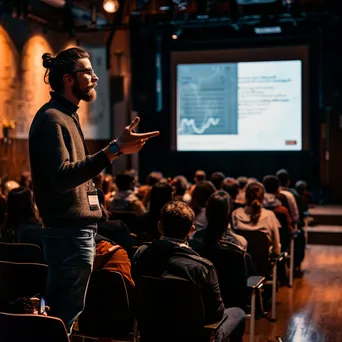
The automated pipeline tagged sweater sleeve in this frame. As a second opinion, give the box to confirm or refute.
[40,122,111,193]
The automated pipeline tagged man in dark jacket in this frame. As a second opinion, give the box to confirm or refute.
[133,201,245,342]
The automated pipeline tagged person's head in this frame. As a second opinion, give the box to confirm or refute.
[102,174,114,194]
[247,177,258,185]
[159,201,195,241]
[205,191,232,243]
[276,169,290,187]
[3,180,20,197]
[1,187,38,237]
[93,173,104,190]
[172,175,189,197]
[42,47,98,102]
[221,177,239,200]
[149,182,174,219]
[263,175,280,194]
[194,170,206,183]
[146,171,163,186]
[245,182,265,225]
[237,176,248,190]
[115,172,135,191]
[210,172,225,190]
[295,180,308,196]
[19,171,32,189]
[190,181,216,212]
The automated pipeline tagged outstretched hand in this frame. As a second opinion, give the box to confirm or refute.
[116,117,160,155]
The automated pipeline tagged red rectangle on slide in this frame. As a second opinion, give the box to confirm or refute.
[285,140,297,145]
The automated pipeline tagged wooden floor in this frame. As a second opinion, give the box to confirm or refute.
[244,245,342,342]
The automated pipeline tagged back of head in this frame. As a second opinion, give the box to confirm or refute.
[146,171,163,186]
[102,174,114,194]
[237,176,248,190]
[245,182,265,225]
[263,175,280,194]
[194,170,206,183]
[191,181,216,210]
[210,172,225,190]
[221,177,239,200]
[160,201,195,240]
[115,172,134,191]
[19,171,32,189]
[205,191,232,243]
[42,47,89,93]
[149,182,174,219]
[3,187,37,235]
[3,180,20,197]
[276,169,290,187]
[295,180,308,196]
[172,175,189,196]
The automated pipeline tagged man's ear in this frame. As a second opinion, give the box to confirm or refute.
[63,73,75,86]
[158,221,163,235]
[188,224,195,237]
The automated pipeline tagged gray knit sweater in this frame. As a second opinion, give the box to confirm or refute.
[29,92,111,228]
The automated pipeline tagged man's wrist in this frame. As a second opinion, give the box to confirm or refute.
[108,140,123,156]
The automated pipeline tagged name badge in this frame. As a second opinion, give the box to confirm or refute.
[88,190,100,211]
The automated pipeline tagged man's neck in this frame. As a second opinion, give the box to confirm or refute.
[61,92,80,106]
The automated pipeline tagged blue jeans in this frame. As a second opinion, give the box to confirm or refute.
[43,227,96,335]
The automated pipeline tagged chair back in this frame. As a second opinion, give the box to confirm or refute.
[235,230,270,276]
[0,242,44,263]
[206,247,247,309]
[136,275,206,342]
[0,312,69,342]
[77,270,132,338]
[0,261,47,310]
[110,211,142,235]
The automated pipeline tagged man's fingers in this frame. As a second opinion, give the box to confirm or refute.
[135,131,160,139]
[128,117,140,131]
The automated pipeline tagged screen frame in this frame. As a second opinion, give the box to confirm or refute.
[171,45,309,152]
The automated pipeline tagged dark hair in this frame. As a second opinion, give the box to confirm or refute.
[295,180,308,195]
[237,176,248,189]
[190,181,216,216]
[210,172,225,190]
[160,201,195,240]
[146,171,163,186]
[1,187,38,240]
[42,47,89,93]
[194,170,206,182]
[18,171,32,189]
[221,177,239,200]
[149,182,174,220]
[172,175,189,196]
[276,169,290,187]
[245,182,265,225]
[263,175,280,194]
[115,172,134,191]
[205,191,232,245]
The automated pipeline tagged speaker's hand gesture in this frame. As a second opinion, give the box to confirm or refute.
[116,117,160,154]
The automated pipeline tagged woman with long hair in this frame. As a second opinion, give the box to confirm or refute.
[232,182,281,256]
[0,187,42,245]
[190,191,247,253]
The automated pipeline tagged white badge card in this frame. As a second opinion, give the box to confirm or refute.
[88,190,100,210]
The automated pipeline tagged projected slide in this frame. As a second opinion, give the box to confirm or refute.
[176,60,302,151]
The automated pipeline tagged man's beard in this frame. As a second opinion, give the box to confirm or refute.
[72,79,97,102]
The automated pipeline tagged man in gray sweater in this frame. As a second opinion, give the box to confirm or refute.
[29,47,159,334]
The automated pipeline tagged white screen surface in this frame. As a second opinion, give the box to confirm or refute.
[176,60,302,151]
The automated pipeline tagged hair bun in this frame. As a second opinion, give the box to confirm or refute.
[42,53,54,69]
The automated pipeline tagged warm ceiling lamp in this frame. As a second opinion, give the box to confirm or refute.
[103,0,120,13]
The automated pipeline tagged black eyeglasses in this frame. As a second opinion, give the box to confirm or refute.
[73,68,96,76]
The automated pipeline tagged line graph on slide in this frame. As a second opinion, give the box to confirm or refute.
[177,63,238,136]
[178,117,220,134]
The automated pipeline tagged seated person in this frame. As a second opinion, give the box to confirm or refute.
[210,172,225,191]
[0,187,43,247]
[133,201,245,342]
[108,172,146,216]
[232,182,281,256]
[171,175,191,204]
[190,191,247,253]
[221,178,244,211]
[190,181,216,230]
